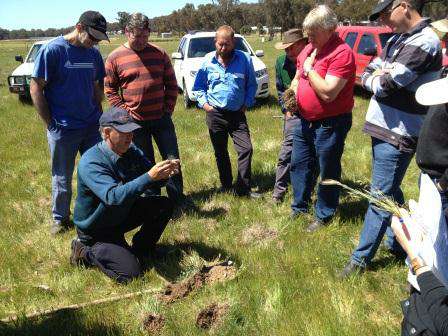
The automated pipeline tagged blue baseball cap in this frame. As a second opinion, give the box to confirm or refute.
[99,107,141,132]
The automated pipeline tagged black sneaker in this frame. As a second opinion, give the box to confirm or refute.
[70,238,88,266]
[337,261,365,279]
[50,219,73,235]
[236,190,262,199]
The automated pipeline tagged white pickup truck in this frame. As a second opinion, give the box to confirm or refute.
[7,39,53,100]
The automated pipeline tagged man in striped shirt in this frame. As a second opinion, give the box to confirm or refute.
[105,13,187,208]
[339,0,442,277]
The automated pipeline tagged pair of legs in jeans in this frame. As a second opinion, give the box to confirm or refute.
[290,113,352,222]
[272,115,301,201]
[206,109,253,195]
[350,138,413,268]
[47,124,101,224]
[132,114,185,204]
[76,196,173,284]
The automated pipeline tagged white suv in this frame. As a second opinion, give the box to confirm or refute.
[172,32,269,108]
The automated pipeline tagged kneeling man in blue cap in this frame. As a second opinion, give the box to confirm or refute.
[70,107,180,283]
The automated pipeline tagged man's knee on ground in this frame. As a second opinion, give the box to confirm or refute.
[90,242,142,284]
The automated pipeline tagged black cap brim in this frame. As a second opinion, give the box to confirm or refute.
[87,26,109,42]
[369,0,394,21]
[112,122,141,133]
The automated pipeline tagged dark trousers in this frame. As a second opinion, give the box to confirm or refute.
[273,115,301,200]
[77,196,173,284]
[206,108,253,194]
[132,114,184,204]
[290,113,352,222]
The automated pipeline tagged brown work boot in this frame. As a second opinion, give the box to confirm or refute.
[70,238,88,266]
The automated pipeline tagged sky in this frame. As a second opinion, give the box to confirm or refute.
[0,0,258,30]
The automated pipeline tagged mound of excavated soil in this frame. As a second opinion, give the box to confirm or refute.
[157,261,236,304]
[142,313,165,335]
[196,303,230,329]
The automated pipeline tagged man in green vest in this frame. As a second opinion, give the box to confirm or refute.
[272,29,308,203]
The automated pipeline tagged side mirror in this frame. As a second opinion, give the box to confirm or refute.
[255,50,264,57]
[362,47,377,56]
[171,52,183,60]
[15,55,23,63]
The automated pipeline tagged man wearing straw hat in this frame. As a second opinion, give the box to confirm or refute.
[271,29,308,204]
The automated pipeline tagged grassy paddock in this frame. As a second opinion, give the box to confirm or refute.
[0,35,419,335]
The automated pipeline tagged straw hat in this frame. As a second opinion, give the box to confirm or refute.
[275,29,308,50]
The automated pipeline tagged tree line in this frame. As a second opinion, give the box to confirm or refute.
[1,0,446,40]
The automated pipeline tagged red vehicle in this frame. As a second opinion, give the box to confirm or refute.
[336,25,394,84]
[337,25,448,85]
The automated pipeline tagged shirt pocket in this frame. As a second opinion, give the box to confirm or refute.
[226,73,245,87]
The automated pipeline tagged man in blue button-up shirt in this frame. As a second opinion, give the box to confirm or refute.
[71,107,180,284]
[192,25,259,197]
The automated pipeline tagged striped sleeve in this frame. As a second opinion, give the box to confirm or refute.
[372,31,442,97]
[104,53,129,112]
[163,51,178,114]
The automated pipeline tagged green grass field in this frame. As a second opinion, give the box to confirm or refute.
[0,35,420,335]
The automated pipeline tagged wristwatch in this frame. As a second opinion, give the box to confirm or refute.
[411,257,426,275]
[304,67,313,77]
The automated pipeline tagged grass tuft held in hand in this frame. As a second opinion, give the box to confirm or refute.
[320,179,404,217]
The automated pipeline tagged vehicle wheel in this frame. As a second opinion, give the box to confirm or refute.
[183,81,193,109]
[18,94,32,104]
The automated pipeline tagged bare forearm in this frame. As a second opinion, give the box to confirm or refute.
[308,71,333,102]
[30,80,51,126]
[94,81,104,112]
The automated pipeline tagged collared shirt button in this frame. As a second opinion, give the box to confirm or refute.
[410,327,416,334]
[405,300,410,306]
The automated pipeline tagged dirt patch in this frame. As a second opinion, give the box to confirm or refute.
[196,303,230,329]
[241,225,278,245]
[157,261,237,304]
[142,313,165,335]
[205,264,237,284]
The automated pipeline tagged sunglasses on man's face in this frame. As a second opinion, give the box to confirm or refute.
[381,1,402,17]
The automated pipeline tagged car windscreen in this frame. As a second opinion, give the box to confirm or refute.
[187,37,250,58]
[26,44,43,63]
[379,33,394,48]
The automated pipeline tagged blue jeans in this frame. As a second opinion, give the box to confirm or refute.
[132,114,184,204]
[351,138,414,267]
[273,115,301,200]
[290,113,352,222]
[47,123,101,221]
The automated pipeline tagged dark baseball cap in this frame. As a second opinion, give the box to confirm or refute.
[78,10,109,42]
[369,0,395,21]
[99,107,141,132]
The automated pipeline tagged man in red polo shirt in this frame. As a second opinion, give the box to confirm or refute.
[290,5,355,232]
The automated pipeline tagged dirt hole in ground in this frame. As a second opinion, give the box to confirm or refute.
[142,313,165,335]
[157,261,237,304]
[196,303,230,329]
[241,225,278,245]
